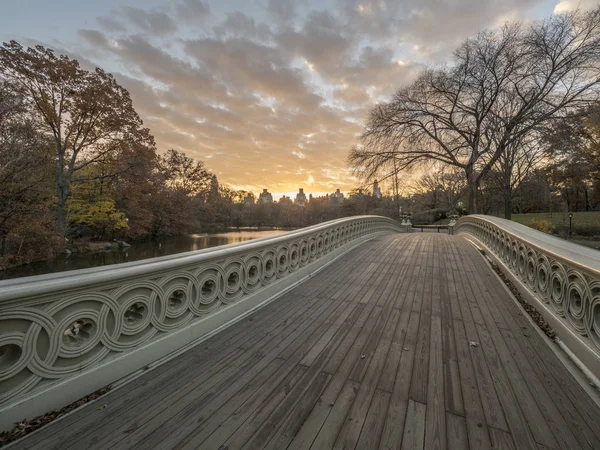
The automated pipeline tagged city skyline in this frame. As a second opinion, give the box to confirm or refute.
[0,0,590,195]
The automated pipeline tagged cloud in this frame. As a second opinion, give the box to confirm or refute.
[53,0,583,196]
[97,16,126,32]
[175,0,211,21]
[120,6,178,35]
[554,0,597,14]
[267,0,299,23]
[78,29,110,48]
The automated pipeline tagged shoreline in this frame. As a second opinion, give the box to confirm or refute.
[0,227,296,276]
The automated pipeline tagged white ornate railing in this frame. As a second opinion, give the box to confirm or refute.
[454,215,600,372]
[0,216,401,429]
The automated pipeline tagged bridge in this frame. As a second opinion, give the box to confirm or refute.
[1,216,600,449]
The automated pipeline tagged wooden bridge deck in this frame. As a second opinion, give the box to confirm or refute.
[12,234,600,450]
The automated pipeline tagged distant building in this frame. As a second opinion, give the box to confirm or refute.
[295,188,307,206]
[243,193,255,205]
[372,180,382,199]
[258,189,273,204]
[330,189,344,203]
[279,195,293,205]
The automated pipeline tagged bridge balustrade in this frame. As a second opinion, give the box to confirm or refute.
[0,215,402,430]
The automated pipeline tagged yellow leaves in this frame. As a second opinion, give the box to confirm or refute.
[67,198,129,231]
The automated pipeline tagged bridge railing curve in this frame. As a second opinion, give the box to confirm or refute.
[454,215,600,376]
[0,215,401,429]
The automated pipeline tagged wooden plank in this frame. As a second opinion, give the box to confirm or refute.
[150,290,351,450]
[424,315,446,450]
[457,242,599,449]
[446,412,468,450]
[377,310,410,392]
[460,251,560,449]
[323,304,382,375]
[355,389,390,450]
[452,255,508,432]
[199,274,370,450]
[193,364,308,450]
[408,310,430,404]
[106,281,343,449]
[444,359,463,416]
[473,324,538,449]
[378,312,420,450]
[349,308,400,383]
[452,317,492,450]
[401,400,426,450]
[332,303,400,449]
[489,427,517,450]
[115,355,284,450]
[289,380,359,450]
[261,371,332,450]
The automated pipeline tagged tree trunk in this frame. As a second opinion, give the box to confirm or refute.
[466,166,478,214]
[0,232,7,257]
[503,178,513,219]
[57,180,68,235]
[57,148,66,235]
[504,193,512,220]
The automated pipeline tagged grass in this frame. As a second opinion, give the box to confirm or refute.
[509,211,600,250]
[510,211,600,229]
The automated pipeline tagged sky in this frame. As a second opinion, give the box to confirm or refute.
[0,0,595,199]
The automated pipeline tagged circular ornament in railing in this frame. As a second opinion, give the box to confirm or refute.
[549,261,568,315]
[524,248,537,289]
[120,299,153,336]
[536,254,551,299]
[261,250,277,283]
[316,234,324,256]
[276,246,289,277]
[503,237,511,263]
[61,318,96,350]
[516,243,527,279]
[0,337,25,380]
[243,254,262,292]
[308,237,317,260]
[193,266,222,314]
[565,271,590,334]
[124,302,146,326]
[222,260,245,303]
[288,243,300,271]
[299,239,310,266]
[510,240,519,270]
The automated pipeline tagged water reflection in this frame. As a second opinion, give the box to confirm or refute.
[0,229,288,280]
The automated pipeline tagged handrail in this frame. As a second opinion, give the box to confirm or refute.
[0,215,401,425]
[454,215,600,356]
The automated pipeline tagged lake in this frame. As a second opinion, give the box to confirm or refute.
[0,229,289,281]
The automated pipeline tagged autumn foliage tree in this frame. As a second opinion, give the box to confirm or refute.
[0,80,54,255]
[0,41,155,234]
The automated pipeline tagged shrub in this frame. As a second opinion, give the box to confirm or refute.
[527,219,554,235]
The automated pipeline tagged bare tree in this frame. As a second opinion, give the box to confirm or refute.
[488,130,545,219]
[351,8,600,215]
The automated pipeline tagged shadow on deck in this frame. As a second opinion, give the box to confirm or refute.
[11,233,600,450]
